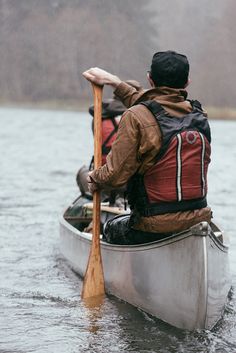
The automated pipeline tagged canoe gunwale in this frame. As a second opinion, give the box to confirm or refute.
[190,222,228,252]
[209,230,228,252]
[60,216,228,254]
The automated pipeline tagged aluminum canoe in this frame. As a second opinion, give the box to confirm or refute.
[60,216,230,330]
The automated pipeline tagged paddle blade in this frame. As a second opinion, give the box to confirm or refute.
[81,192,105,299]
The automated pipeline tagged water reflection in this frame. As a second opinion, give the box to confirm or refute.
[83,295,105,334]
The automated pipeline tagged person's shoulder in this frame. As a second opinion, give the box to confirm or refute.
[122,103,157,127]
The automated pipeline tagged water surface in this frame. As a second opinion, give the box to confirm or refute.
[0,108,236,353]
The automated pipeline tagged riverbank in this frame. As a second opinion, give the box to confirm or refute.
[0,99,90,112]
[1,100,236,119]
[207,106,236,120]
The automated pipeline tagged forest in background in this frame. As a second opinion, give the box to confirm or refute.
[0,0,235,114]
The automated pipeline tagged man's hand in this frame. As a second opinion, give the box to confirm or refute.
[87,172,99,194]
[83,67,121,88]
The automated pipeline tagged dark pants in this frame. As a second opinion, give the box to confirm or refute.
[103,214,172,245]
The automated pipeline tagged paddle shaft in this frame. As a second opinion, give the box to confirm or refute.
[92,83,102,246]
[81,84,105,299]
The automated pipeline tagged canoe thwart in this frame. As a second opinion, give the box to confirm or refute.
[83,202,130,215]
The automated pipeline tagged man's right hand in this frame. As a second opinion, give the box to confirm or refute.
[83,67,121,88]
[87,172,99,194]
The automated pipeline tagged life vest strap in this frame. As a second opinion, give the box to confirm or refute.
[138,197,207,216]
[141,100,164,115]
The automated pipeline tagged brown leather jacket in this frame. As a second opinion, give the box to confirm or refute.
[90,82,212,233]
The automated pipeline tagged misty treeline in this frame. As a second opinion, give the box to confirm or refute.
[0,0,156,103]
[156,0,236,108]
[0,0,235,108]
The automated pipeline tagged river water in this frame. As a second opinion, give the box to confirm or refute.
[0,108,236,353]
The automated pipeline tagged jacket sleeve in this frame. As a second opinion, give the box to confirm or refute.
[90,110,142,188]
[114,82,145,108]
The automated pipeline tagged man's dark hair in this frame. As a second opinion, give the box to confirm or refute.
[150,51,189,88]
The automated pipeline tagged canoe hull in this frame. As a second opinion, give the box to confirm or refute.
[60,218,230,330]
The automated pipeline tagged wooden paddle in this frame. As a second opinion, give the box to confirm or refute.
[81,83,105,299]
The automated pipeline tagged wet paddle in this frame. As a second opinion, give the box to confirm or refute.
[81,83,105,299]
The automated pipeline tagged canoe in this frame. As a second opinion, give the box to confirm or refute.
[60,205,230,330]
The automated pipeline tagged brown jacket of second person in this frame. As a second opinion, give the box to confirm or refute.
[90,82,212,233]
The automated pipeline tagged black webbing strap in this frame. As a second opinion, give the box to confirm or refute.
[140,100,165,117]
[139,197,207,216]
[189,99,203,111]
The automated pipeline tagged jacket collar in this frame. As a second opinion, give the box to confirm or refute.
[134,86,188,105]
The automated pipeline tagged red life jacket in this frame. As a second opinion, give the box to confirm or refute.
[101,117,119,165]
[127,100,211,216]
[90,117,119,169]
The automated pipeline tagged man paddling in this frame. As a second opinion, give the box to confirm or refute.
[83,51,212,245]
